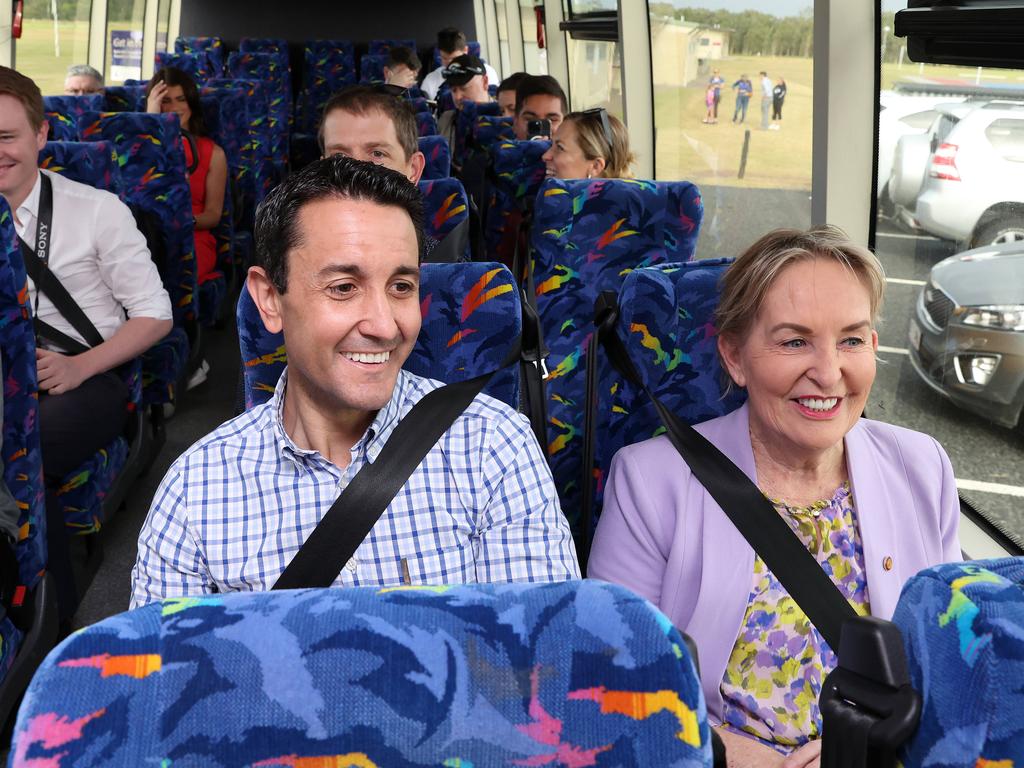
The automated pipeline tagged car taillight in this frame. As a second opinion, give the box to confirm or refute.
[930,142,960,181]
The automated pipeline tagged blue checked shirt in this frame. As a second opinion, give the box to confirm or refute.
[131,369,579,608]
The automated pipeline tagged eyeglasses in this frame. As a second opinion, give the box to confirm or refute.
[581,107,614,148]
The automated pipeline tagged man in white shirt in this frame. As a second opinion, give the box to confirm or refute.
[760,71,773,130]
[0,66,172,618]
[420,27,499,101]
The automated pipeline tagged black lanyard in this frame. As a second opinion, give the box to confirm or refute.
[30,172,53,318]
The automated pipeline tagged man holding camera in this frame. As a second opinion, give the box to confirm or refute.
[512,75,567,141]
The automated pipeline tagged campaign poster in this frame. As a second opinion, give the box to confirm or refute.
[110,30,143,82]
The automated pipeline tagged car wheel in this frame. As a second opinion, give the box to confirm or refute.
[972,216,1024,248]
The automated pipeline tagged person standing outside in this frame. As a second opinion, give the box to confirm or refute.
[759,71,773,130]
[709,69,725,121]
[772,77,788,129]
[731,74,752,124]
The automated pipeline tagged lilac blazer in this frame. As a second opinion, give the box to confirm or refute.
[588,402,961,723]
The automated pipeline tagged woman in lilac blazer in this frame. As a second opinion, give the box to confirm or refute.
[589,226,961,768]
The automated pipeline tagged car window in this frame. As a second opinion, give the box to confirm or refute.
[935,114,960,143]
[985,118,1024,162]
[900,109,939,131]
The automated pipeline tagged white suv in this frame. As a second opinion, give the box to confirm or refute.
[914,101,1024,246]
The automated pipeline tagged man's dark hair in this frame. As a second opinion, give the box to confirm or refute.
[387,46,422,74]
[437,27,468,54]
[0,66,44,132]
[498,72,527,95]
[514,74,568,116]
[255,155,425,293]
[146,66,208,136]
[317,85,419,160]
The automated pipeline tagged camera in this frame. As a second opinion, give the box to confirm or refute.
[527,118,552,140]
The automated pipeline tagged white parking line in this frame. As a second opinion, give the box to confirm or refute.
[886,277,926,286]
[957,479,1024,499]
[876,231,943,242]
[877,345,910,355]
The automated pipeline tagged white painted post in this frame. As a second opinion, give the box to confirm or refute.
[51,0,60,57]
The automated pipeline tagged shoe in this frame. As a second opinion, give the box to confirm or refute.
[187,359,210,391]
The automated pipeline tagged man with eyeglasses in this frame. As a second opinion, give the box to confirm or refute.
[63,64,104,96]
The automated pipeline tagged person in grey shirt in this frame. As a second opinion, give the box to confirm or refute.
[760,71,773,130]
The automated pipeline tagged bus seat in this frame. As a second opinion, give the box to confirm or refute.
[359,53,386,84]
[454,100,501,167]
[229,52,289,176]
[42,95,103,142]
[238,38,293,125]
[415,110,438,137]
[484,139,549,266]
[369,38,416,56]
[238,262,522,411]
[36,141,151,534]
[174,35,226,74]
[436,84,456,114]
[153,51,217,85]
[419,135,451,179]
[102,84,145,112]
[296,40,357,135]
[418,179,470,261]
[893,557,1024,766]
[9,581,712,765]
[206,78,275,217]
[407,96,431,114]
[78,111,196,407]
[532,178,704,544]
[432,40,483,68]
[474,114,515,152]
[0,196,59,716]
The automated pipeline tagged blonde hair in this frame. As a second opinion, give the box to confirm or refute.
[564,110,636,179]
[716,225,886,384]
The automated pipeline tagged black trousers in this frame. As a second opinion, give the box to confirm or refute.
[40,371,128,622]
[773,100,784,120]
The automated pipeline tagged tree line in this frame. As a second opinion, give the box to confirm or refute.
[650,5,814,59]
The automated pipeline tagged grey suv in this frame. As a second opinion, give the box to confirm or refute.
[909,242,1024,429]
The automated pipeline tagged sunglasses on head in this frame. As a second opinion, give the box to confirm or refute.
[580,107,614,148]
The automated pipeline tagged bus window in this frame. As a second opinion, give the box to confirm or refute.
[519,0,547,75]
[877,1,1024,549]
[494,0,513,80]
[566,38,623,114]
[156,0,173,55]
[14,0,93,96]
[104,0,146,85]
[648,3,813,260]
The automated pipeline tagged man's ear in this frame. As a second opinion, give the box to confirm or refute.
[35,119,48,151]
[408,151,426,184]
[247,266,285,334]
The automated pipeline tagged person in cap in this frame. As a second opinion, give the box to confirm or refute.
[420,27,499,100]
[436,54,494,151]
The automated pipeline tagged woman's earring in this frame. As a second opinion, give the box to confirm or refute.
[586,171,593,179]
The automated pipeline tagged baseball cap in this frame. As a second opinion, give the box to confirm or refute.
[443,54,486,86]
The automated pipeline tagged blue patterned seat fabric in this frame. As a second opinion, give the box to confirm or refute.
[359,54,386,84]
[892,557,1024,767]
[42,95,103,142]
[228,52,289,175]
[78,111,196,406]
[417,179,470,261]
[418,136,451,179]
[153,51,216,84]
[102,85,145,112]
[407,96,430,114]
[297,40,356,134]
[475,114,515,153]
[237,38,293,126]
[370,38,416,56]
[415,111,438,138]
[532,178,704,540]
[484,139,550,265]
[10,582,712,767]
[35,141,147,533]
[454,100,501,166]
[174,35,226,74]
[239,262,521,410]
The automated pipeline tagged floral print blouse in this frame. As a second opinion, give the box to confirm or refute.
[719,482,871,753]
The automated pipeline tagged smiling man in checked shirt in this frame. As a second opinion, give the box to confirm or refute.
[130,157,579,607]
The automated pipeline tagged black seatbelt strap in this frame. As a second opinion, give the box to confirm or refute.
[273,341,521,590]
[591,291,855,649]
[424,217,470,264]
[19,173,104,353]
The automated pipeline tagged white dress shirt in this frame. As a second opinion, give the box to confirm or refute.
[421,61,500,100]
[14,170,172,350]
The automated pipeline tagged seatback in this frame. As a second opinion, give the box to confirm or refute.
[198,95,238,270]
[175,35,226,73]
[532,178,704,537]
[42,94,103,141]
[484,139,549,264]
[432,41,483,68]
[894,557,1024,766]
[415,111,438,137]
[359,53,386,84]
[474,114,515,152]
[206,78,274,212]
[228,52,289,173]
[418,135,451,179]
[10,582,712,766]
[369,38,417,56]
[297,40,357,134]
[454,100,501,165]
[238,262,521,410]
[407,96,431,114]
[153,51,216,84]
[417,179,470,260]
[103,85,145,112]
[0,199,46,593]
[38,141,122,195]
